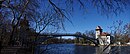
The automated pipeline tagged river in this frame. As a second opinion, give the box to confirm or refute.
[35,44,130,54]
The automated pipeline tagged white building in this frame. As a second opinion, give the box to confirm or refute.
[95,26,111,45]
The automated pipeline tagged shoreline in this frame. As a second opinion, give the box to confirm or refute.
[75,43,130,46]
[41,43,130,46]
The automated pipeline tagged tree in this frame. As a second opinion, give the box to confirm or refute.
[40,0,130,16]
[84,30,95,38]
[124,23,130,37]
[0,0,130,53]
[0,0,40,45]
[84,30,95,44]
[0,0,129,43]
[108,20,130,44]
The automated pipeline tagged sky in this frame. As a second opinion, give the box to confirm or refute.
[39,1,130,39]
[60,3,130,35]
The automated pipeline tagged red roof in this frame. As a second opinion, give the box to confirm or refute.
[100,32,110,36]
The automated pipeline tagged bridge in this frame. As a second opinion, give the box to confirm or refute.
[36,33,99,46]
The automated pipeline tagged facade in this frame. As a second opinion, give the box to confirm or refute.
[95,26,111,45]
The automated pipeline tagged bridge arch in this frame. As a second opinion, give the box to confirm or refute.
[37,33,99,46]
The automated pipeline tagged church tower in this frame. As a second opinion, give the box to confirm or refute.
[95,26,102,39]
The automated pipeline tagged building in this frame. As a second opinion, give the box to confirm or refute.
[95,26,111,45]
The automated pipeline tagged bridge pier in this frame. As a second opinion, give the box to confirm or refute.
[75,37,80,44]
[60,36,62,43]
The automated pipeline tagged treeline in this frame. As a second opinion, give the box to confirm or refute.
[43,37,91,44]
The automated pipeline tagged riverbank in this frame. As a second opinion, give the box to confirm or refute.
[1,46,33,54]
[75,43,95,46]
[75,43,130,46]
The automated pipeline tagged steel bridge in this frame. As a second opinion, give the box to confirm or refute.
[37,33,99,46]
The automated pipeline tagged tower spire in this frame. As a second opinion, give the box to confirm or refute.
[95,26,103,39]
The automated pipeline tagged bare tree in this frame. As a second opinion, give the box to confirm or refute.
[38,0,130,17]
[84,30,95,38]
[0,0,40,45]
[108,20,130,44]
[124,23,130,37]
[0,0,130,53]
[0,0,129,44]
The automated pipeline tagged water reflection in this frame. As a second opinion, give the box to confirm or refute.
[75,45,95,54]
[111,46,121,54]
[36,44,130,54]
[96,46,111,54]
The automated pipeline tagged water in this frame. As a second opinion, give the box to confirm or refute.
[35,44,130,54]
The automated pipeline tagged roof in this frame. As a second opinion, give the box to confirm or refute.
[99,32,110,36]
[96,26,102,29]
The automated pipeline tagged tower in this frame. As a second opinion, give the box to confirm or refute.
[95,26,102,39]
